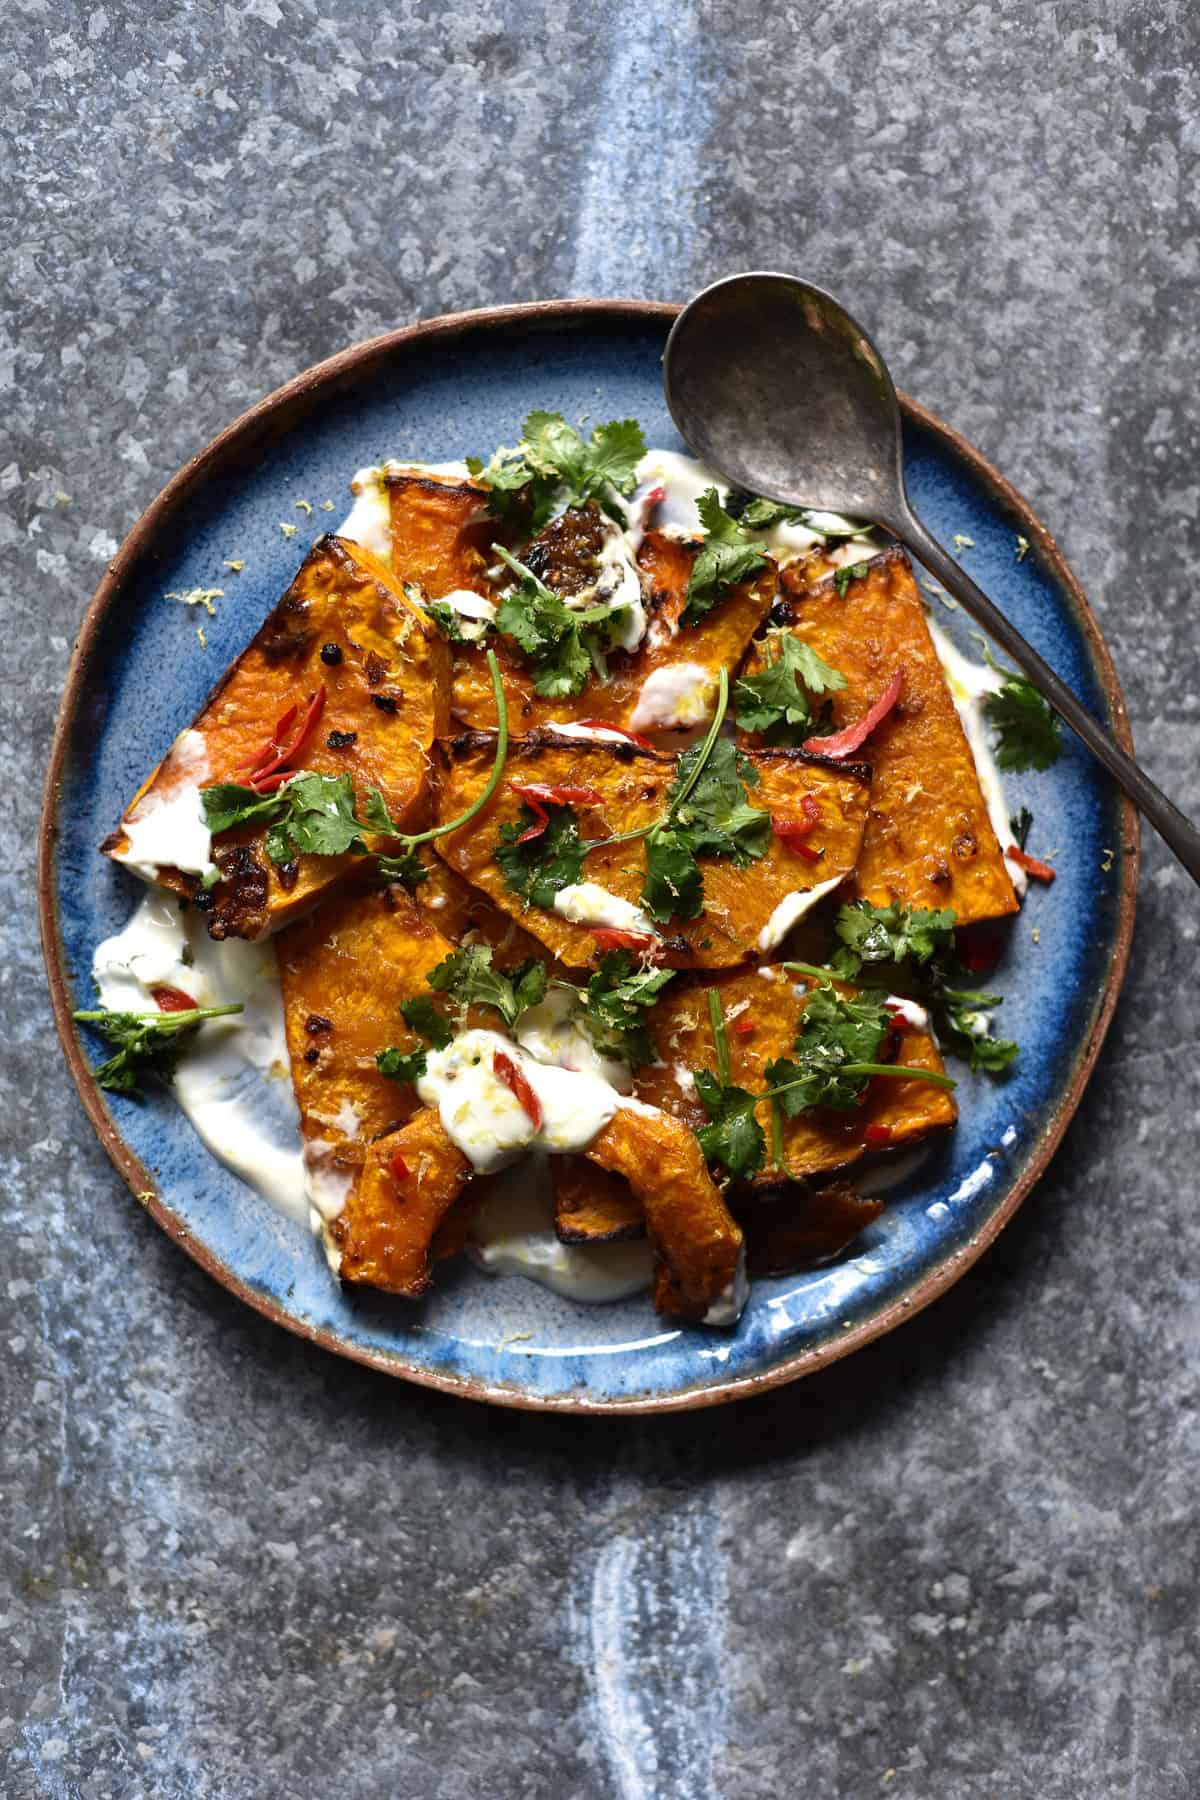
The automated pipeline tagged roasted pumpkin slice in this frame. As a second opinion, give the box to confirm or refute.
[329,1107,473,1295]
[741,549,1018,924]
[635,964,957,1187]
[433,733,871,970]
[732,1181,884,1275]
[413,855,548,970]
[553,1156,645,1244]
[103,535,450,940]
[450,527,776,738]
[276,883,458,1217]
[384,469,495,595]
[586,1106,744,1322]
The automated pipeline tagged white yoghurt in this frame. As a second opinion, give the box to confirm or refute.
[926,617,1028,898]
[628,663,717,733]
[91,891,306,1222]
[552,882,654,937]
[415,1028,620,1175]
[113,729,214,881]
[515,987,633,1092]
[468,1159,653,1303]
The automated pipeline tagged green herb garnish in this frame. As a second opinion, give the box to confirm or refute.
[833,562,871,598]
[427,944,548,1030]
[496,802,589,908]
[984,671,1062,772]
[694,989,766,1178]
[467,411,646,529]
[73,1003,244,1097]
[682,489,769,625]
[732,630,846,742]
[580,951,675,1069]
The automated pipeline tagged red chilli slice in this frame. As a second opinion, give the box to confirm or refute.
[246,687,328,792]
[510,782,604,844]
[771,817,823,863]
[732,1015,756,1038]
[151,985,197,1013]
[236,702,299,779]
[1006,845,1057,884]
[864,1123,894,1148]
[574,718,658,751]
[803,669,903,758]
[389,1151,412,1183]
[493,1050,543,1129]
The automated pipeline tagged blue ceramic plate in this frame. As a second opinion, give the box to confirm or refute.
[39,301,1138,1412]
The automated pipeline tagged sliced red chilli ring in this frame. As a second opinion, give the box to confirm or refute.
[389,1151,412,1183]
[803,668,903,757]
[771,815,824,862]
[248,687,327,790]
[864,1123,894,1148]
[492,1050,543,1130]
[509,782,604,844]
[236,702,299,778]
[151,985,198,1013]
[1006,845,1057,883]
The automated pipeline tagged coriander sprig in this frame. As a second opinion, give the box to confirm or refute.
[74,1003,244,1097]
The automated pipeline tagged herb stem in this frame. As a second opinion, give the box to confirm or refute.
[783,959,892,992]
[706,987,732,1087]
[73,1004,244,1029]
[396,649,509,849]
[770,1096,784,1172]
[582,667,732,857]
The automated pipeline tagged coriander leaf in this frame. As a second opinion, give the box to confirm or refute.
[360,788,401,835]
[200,783,288,836]
[682,489,769,625]
[375,844,428,887]
[1010,806,1033,850]
[581,951,675,1067]
[424,601,467,642]
[668,737,771,868]
[832,900,957,975]
[641,828,703,923]
[934,986,1019,1073]
[74,1003,243,1098]
[375,1044,427,1084]
[496,803,588,909]
[276,772,364,860]
[739,498,870,539]
[426,944,547,1030]
[766,985,892,1113]
[834,562,870,598]
[733,631,847,742]
[694,1069,766,1179]
[494,566,593,698]
[522,410,646,510]
[399,996,453,1050]
[985,675,1063,772]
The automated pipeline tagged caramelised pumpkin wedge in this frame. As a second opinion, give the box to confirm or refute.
[332,1097,743,1322]
[276,883,458,1222]
[385,468,496,595]
[553,1156,645,1244]
[738,548,1018,925]
[450,527,776,738]
[635,964,957,1187]
[104,535,450,940]
[732,1181,884,1276]
[413,855,549,970]
[433,732,872,970]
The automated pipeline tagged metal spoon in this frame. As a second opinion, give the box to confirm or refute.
[664,270,1200,884]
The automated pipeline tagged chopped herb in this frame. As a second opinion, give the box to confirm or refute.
[375,843,429,887]
[73,1002,244,1096]
[1010,806,1033,850]
[468,411,646,529]
[682,489,769,625]
[833,562,870,598]
[492,544,621,697]
[732,630,846,742]
[424,601,468,642]
[792,899,1018,1074]
[766,985,895,1114]
[739,498,870,540]
[984,672,1063,772]
[399,996,453,1049]
[375,1044,427,1084]
[694,990,766,1178]
[426,944,548,1029]
[496,801,588,907]
[580,951,675,1068]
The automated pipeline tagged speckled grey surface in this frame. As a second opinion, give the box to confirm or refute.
[4,3,1199,1795]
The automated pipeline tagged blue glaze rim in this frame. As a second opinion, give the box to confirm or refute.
[38,300,1139,1414]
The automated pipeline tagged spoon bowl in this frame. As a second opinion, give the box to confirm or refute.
[664,270,1200,885]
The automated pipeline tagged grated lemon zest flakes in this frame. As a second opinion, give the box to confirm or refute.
[1015,534,1030,562]
[952,533,975,553]
[280,522,297,539]
[295,499,313,516]
[165,586,223,616]
[1100,847,1114,872]
[223,558,245,572]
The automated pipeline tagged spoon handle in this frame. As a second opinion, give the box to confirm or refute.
[892,505,1200,886]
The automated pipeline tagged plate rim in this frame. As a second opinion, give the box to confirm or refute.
[38,297,1140,1415]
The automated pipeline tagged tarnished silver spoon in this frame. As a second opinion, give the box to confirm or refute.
[664,270,1200,884]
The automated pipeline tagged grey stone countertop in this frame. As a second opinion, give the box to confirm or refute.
[3,3,1198,1795]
